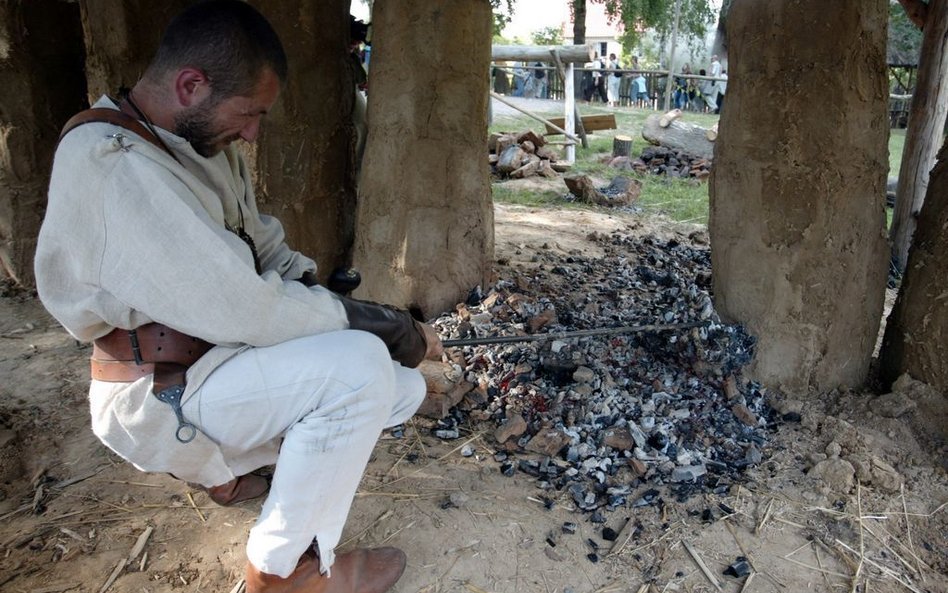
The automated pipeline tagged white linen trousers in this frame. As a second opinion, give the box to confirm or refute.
[180,329,426,577]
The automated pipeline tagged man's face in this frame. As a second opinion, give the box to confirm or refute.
[175,68,280,158]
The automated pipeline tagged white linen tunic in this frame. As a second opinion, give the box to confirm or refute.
[36,97,352,486]
[36,97,426,576]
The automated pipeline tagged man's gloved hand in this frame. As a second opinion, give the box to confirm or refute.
[338,295,441,368]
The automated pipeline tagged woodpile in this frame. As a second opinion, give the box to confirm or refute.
[489,130,571,179]
[626,146,712,181]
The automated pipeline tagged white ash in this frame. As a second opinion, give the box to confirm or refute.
[430,231,774,512]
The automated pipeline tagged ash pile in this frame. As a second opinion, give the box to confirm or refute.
[422,231,772,516]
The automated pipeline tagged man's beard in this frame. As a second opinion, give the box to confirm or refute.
[174,105,237,158]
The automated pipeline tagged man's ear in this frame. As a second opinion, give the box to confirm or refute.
[173,68,212,108]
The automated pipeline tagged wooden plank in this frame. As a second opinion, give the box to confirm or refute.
[545,114,616,135]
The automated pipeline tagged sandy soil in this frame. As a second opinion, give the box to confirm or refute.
[0,204,945,593]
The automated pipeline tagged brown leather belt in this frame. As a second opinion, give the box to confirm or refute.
[91,323,213,391]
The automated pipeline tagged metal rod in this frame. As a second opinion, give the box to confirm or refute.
[441,321,706,348]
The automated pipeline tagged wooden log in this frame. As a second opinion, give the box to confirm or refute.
[641,114,715,160]
[659,108,683,128]
[605,176,642,205]
[551,162,572,172]
[612,135,633,158]
[564,174,610,205]
[492,44,594,63]
[510,159,541,179]
[497,145,526,173]
[706,123,719,142]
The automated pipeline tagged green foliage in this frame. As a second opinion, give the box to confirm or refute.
[491,0,515,38]
[531,26,564,46]
[596,0,715,54]
[888,0,922,68]
[489,106,908,226]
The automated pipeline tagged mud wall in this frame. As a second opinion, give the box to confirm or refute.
[880,143,948,394]
[352,0,494,317]
[709,0,889,393]
[0,1,86,285]
[79,0,191,99]
[251,0,357,277]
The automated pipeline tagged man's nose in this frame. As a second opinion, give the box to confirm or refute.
[240,117,262,142]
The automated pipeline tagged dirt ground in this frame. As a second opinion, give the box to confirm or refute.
[0,203,945,593]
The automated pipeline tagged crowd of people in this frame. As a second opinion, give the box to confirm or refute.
[674,54,727,114]
[493,52,727,113]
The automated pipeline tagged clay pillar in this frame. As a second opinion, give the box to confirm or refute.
[79,1,191,99]
[709,0,889,392]
[249,0,357,277]
[0,1,86,285]
[880,142,948,393]
[353,0,494,317]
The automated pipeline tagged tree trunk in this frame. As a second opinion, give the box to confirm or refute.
[79,1,191,100]
[880,141,948,393]
[709,0,889,393]
[250,0,357,279]
[889,0,948,271]
[0,1,87,285]
[353,0,493,318]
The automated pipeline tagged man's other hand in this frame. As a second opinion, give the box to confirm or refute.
[419,323,443,360]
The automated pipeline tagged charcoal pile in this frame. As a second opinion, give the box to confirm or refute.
[629,146,712,180]
[489,130,571,179]
[425,231,773,515]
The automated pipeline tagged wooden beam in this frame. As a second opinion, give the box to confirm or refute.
[489,92,581,143]
[545,114,617,134]
[492,44,594,63]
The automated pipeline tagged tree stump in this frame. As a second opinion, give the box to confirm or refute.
[612,135,633,158]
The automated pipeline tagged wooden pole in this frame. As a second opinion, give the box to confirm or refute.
[550,49,586,154]
[492,44,593,63]
[565,63,576,162]
[489,91,581,144]
[663,0,682,111]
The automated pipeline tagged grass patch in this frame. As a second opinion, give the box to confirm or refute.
[490,101,908,226]
[492,184,567,208]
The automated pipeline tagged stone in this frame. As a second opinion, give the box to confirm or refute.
[525,428,571,456]
[528,308,557,333]
[723,375,740,400]
[602,427,635,451]
[628,458,648,477]
[494,414,527,444]
[573,366,596,384]
[670,464,707,483]
[809,458,856,493]
[731,404,759,426]
[449,492,470,508]
[869,455,902,492]
[825,441,842,458]
[870,392,916,418]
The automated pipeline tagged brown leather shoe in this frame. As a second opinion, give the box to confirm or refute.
[245,547,407,593]
[204,473,270,506]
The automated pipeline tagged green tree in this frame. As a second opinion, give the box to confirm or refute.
[491,0,514,37]
[531,25,564,46]
[600,0,715,53]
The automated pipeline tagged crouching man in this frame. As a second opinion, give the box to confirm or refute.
[34,1,442,591]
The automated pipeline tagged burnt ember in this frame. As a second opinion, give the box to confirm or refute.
[429,231,771,514]
[629,146,711,180]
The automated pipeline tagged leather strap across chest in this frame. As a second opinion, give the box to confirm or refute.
[59,107,178,161]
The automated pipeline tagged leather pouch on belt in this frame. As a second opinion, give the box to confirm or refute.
[338,296,427,368]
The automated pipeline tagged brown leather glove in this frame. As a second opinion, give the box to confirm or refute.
[338,296,428,368]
